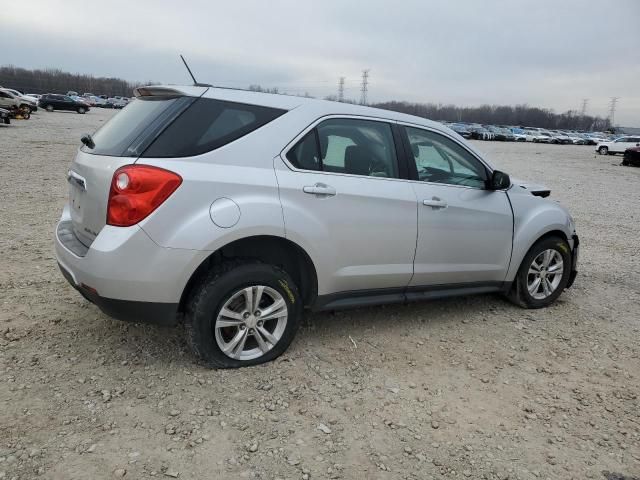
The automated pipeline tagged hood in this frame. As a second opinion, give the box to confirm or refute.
[510,177,551,198]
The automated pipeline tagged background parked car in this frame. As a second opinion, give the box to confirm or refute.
[105,97,128,109]
[0,107,10,124]
[448,123,472,139]
[622,147,640,167]
[39,94,90,114]
[0,89,21,110]
[0,87,38,112]
[510,128,527,142]
[596,136,640,155]
[469,125,494,140]
[70,95,92,106]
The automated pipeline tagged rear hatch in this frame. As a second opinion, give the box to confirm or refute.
[67,87,206,246]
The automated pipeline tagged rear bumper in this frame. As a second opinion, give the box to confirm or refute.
[54,206,208,326]
[58,262,179,325]
[567,234,579,288]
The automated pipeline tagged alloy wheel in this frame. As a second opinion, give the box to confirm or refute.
[214,286,288,361]
[527,249,564,300]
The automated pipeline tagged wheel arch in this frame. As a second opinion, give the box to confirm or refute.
[507,226,571,282]
[178,235,318,315]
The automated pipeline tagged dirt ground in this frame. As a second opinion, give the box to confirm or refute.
[1,109,639,480]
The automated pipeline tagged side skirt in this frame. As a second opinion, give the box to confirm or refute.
[312,282,511,312]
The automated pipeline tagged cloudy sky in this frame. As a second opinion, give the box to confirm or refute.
[2,0,639,124]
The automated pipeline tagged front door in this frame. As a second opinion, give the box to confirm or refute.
[401,125,513,287]
[275,117,417,296]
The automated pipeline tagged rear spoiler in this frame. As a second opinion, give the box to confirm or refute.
[133,85,209,98]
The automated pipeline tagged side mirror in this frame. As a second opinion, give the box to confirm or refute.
[488,170,510,190]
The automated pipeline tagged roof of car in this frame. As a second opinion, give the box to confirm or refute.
[139,84,448,132]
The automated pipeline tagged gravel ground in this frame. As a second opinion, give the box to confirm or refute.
[1,109,639,480]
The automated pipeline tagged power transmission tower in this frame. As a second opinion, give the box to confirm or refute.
[608,97,619,126]
[338,77,345,102]
[360,69,369,105]
[579,99,588,117]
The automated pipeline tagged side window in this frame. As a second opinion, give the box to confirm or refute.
[405,127,487,189]
[286,131,321,171]
[142,98,286,158]
[319,119,398,178]
[287,118,399,178]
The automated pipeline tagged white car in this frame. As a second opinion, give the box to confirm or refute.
[596,136,640,155]
[0,87,38,111]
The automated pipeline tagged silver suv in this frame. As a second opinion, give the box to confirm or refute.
[55,85,579,368]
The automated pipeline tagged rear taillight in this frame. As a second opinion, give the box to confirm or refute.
[107,165,182,227]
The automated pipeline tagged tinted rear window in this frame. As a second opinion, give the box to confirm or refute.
[85,96,193,157]
[142,98,286,158]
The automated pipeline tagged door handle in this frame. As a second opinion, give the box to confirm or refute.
[303,183,336,196]
[423,197,447,209]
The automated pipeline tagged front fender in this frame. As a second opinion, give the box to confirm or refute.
[506,191,575,281]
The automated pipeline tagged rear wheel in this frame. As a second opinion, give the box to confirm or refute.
[45,105,54,112]
[185,262,302,368]
[507,236,572,308]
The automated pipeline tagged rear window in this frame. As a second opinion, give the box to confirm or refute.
[142,98,286,158]
[85,96,193,157]
[84,96,285,158]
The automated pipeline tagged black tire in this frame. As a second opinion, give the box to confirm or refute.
[185,261,302,369]
[507,236,572,309]
[598,146,608,155]
[45,105,54,112]
[77,107,86,114]
[621,158,629,166]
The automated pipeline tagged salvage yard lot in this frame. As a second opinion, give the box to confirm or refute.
[1,109,639,479]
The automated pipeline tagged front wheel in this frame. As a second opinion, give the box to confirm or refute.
[507,236,572,308]
[77,107,86,114]
[598,146,608,155]
[45,105,54,112]
[185,262,302,368]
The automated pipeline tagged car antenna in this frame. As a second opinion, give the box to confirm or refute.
[180,54,212,87]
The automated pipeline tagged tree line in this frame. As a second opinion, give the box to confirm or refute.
[0,65,150,97]
[370,101,611,131]
[0,66,611,131]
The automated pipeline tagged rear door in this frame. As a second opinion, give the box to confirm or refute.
[400,125,513,287]
[275,117,417,296]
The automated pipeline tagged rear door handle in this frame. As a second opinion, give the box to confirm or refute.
[423,197,447,209]
[303,183,336,196]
